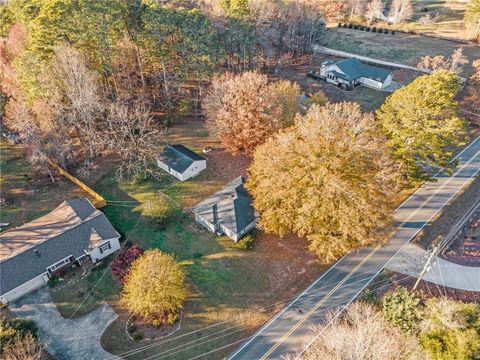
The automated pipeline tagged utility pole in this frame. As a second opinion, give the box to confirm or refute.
[413,245,437,291]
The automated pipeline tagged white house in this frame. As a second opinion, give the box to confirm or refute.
[157,144,206,181]
[0,198,120,304]
[319,58,392,91]
[192,176,258,242]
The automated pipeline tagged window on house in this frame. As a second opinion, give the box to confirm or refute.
[99,242,111,254]
[48,256,72,272]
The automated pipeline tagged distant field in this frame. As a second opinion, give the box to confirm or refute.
[324,27,480,76]
[404,0,473,40]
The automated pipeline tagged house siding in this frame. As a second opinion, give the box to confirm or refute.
[88,238,121,263]
[0,273,48,303]
[157,160,183,180]
[359,77,383,89]
[182,160,207,181]
[157,159,206,181]
[195,214,216,233]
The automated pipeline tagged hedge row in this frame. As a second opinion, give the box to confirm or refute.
[338,23,395,35]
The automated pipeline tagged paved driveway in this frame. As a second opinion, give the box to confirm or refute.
[10,288,119,360]
[386,243,480,292]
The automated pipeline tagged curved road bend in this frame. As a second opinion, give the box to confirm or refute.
[228,136,480,360]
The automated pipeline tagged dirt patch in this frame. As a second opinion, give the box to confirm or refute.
[202,148,250,181]
[127,313,182,341]
[413,176,480,251]
[443,207,480,266]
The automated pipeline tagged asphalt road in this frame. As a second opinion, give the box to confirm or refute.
[228,136,480,360]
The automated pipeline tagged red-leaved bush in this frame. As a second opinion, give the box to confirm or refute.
[110,245,144,285]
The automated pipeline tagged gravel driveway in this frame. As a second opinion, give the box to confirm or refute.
[10,288,119,360]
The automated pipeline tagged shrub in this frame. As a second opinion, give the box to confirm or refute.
[360,289,380,306]
[167,313,180,326]
[47,276,59,288]
[143,194,176,225]
[0,318,38,352]
[150,319,163,328]
[122,249,187,319]
[419,299,480,360]
[110,245,144,285]
[235,234,255,250]
[381,287,421,332]
[307,91,328,107]
[420,328,480,360]
[132,331,144,341]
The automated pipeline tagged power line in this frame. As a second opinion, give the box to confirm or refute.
[106,271,375,359]
[117,273,414,360]
[175,273,414,360]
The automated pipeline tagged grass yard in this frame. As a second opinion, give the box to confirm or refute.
[324,27,480,76]
[401,0,473,41]
[49,261,120,319]
[94,155,325,359]
[0,118,322,359]
[0,138,87,228]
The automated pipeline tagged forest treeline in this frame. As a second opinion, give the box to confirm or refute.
[0,0,331,175]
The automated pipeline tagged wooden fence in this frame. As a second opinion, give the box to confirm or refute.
[47,159,106,208]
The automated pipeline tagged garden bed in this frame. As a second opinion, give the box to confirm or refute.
[126,312,183,341]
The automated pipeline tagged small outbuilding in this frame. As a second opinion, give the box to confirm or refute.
[319,57,392,91]
[157,144,206,181]
[0,198,120,304]
[192,176,258,242]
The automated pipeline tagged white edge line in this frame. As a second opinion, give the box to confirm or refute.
[226,253,350,359]
[229,135,480,359]
[395,135,480,210]
[296,157,480,358]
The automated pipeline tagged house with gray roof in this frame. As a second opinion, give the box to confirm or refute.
[192,176,258,242]
[0,198,120,304]
[157,144,206,181]
[319,57,392,91]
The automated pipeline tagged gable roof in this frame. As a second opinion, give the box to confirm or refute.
[334,58,391,82]
[157,144,206,174]
[0,199,119,295]
[192,176,257,235]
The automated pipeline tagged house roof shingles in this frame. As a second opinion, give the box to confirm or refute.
[193,176,257,235]
[334,58,391,82]
[157,144,205,174]
[0,199,119,295]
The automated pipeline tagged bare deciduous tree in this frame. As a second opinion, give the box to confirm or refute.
[44,44,105,159]
[105,102,165,179]
[365,0,384,24]
[2,333,48,360]
[388,0,413,25]
[417,48,469,75]
[294,302,425,360]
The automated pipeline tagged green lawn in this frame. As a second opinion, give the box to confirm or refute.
[1,115,325,360]
[50,261,120,318]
